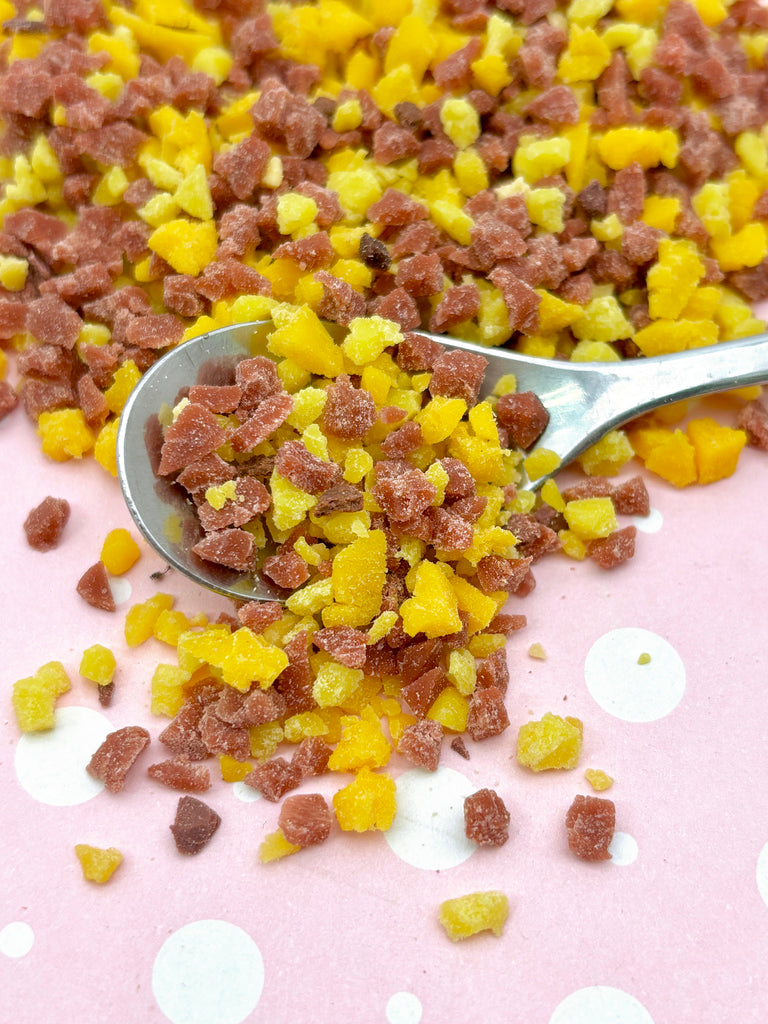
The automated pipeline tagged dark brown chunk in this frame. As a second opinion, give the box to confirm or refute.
[23,496,70,551]
[450,735,470,759]
[610,476,650,516]
[170,795,222,855]
[87,725,150,793]
[736,400,768,450]
[464,788,511,847]
[313,481,364,516]
[359,232,391,270]
[565,794,615,861]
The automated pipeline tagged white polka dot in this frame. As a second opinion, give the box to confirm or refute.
[386,991,423,1024]
[755,842,768,908]
[152,920,264,1024]
[232,781,261,803]
[0,922,34,959]
[108,576,132,604]
[384,766,476,870]
[549,986,654,1024]
[14,706,111,806]
[584,628,685,723]
[609,831,638,866]
[632,507,663,534]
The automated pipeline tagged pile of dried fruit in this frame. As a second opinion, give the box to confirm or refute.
[3,0,768,940]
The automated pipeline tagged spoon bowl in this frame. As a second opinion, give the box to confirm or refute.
[117,319,768,602]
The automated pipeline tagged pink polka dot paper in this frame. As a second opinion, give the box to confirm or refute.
[3,388,768,1024]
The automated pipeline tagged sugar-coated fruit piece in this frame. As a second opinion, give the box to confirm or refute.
[75,844,123,884]
[517,713,583,771]
[589,525,637,569]
[243,757,302,801]
[278,794,333,847]
[291,736,332,777]
[12,660,71,733]
[157,403,227,476]
[148,757,211,792]
[76,561,116,612]
[79,644,116,686]
[87,725,150,793]
[170,796,222,855]
[466,686,509,741]
[23,496,70,551]
[565,794,615,861]
[439,891,509,941]
[464,788,511,847]
[259,829,301,863]
[495,391,550,449]
[332,767,397,832]
[398,719,443,771]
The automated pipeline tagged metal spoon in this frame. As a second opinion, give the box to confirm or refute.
[116,319,768,602]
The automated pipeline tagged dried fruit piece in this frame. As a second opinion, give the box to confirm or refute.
[464,788,510,847]
[439,891,509,941]
[170,796,222,855]
[278,794,333,847]
[74,844,123,884]
[76,561,115,611]
[23,496,70,551]
[517,713,583,771]
[87,726,150,793]
[148,757,211,793]
[565,794,615,861]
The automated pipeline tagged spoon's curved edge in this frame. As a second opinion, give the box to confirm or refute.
[116,321,286,603]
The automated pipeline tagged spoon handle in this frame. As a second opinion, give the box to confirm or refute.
[512,330,768,488]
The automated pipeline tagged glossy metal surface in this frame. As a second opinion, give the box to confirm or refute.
[117,320,768,601]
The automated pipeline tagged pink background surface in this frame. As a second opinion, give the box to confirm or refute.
[2,380,768,1024]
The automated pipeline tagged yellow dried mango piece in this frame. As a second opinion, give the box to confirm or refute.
[100,528,140,575]
[686,417,747,484]
[333,767,397,832]
[75,844,123,883]
[517,712,583,771]
[439,891,509,941]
